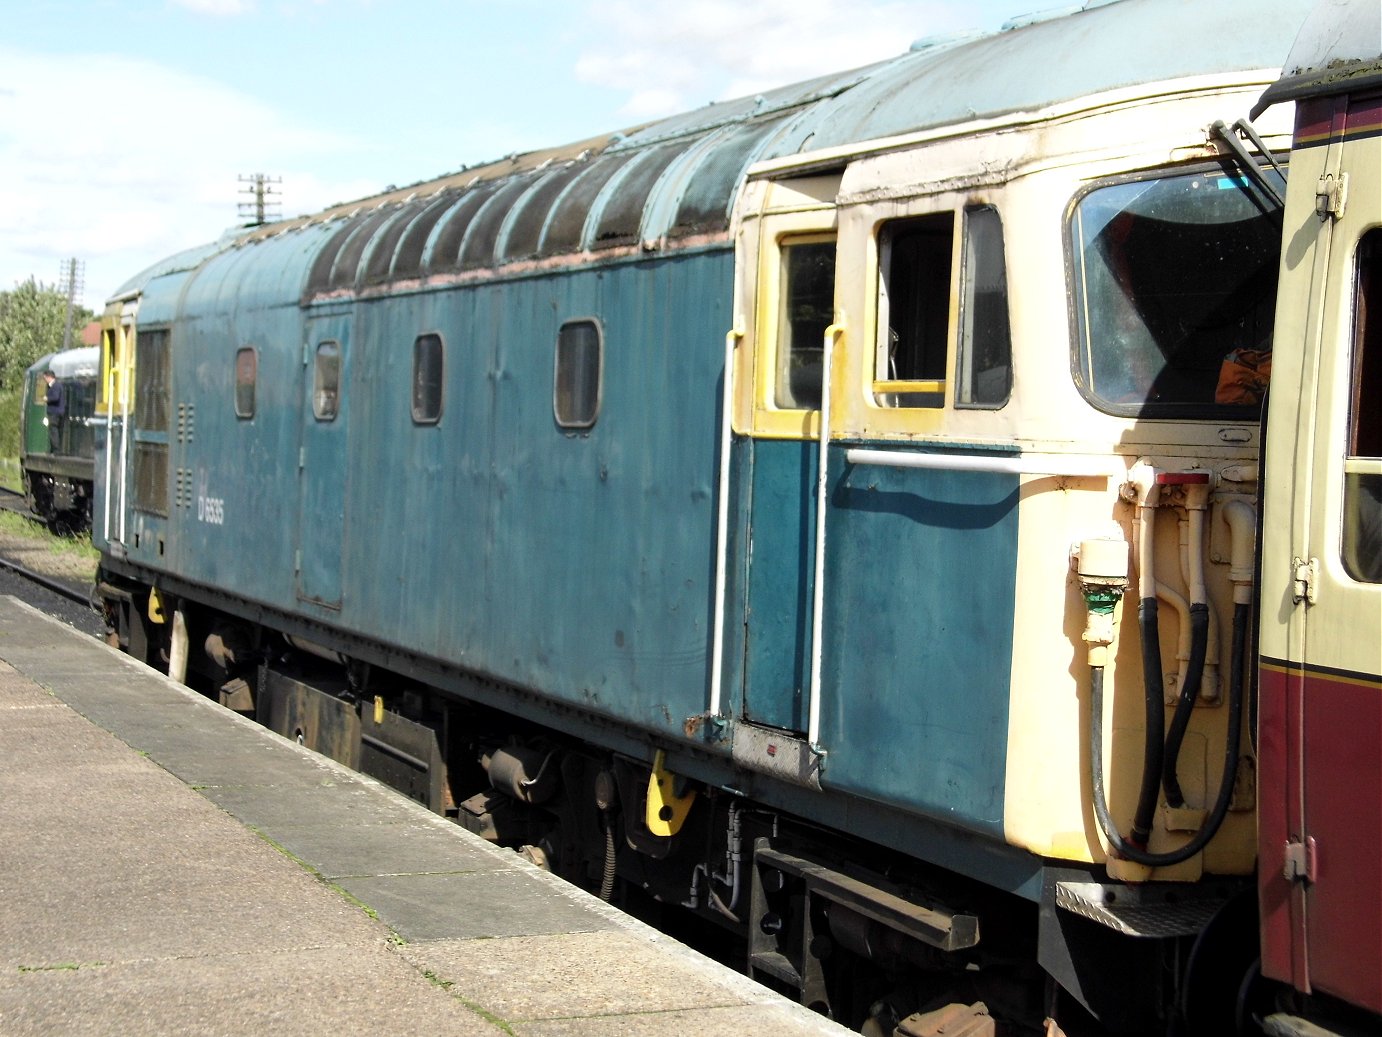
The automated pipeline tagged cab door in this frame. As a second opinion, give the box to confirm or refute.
[738,175,840,736]
[296,312,351,609]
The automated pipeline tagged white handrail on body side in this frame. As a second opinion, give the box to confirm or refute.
[844,448,1119,479]
[117,335,131,545]
[707,326,743,722]
[102,359,116,543]
[808,322,845,752]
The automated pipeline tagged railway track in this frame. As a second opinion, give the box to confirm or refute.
[0,485,103,623]
[0,484,31,518]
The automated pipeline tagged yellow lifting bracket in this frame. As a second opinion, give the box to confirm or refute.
[645,749,697,837]
[147,587,167,624]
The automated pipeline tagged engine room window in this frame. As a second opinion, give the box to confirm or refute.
[554,319,601,429]
[135,328,171,432]
[1070,163,1284,416]
[235,347,256,419]
[313,340,340,421]
[875,213,953,408]
[957,206,1012,407]
[1344,228,1381,584]
[412,333,444,424]
[775,237,836,410]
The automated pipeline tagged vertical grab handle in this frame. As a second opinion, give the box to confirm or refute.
[808,322,845,753]
[708,326,744,722]
[102,355,117,544]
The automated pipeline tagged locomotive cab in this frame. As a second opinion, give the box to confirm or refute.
[719,73,1298,1026]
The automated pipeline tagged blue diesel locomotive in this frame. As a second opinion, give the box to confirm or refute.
[91,0,1380,1032]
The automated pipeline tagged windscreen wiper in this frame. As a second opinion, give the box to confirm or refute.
[1211,118,1286,208]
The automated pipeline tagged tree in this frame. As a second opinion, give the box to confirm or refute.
[0,279,96,391]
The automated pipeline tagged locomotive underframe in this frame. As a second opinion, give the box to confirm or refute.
[97,555,1252,1034]
[22,450,94,528]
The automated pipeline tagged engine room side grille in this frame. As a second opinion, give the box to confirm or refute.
[133,442,169,518]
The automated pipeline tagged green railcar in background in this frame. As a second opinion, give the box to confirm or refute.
[21,346,98,528]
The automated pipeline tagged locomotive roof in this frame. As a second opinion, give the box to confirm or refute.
[114,0,1316,307]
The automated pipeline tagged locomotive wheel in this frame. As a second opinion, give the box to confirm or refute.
[1179,888,1267,1035]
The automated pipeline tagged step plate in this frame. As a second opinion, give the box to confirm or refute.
[1055,880,1226,938]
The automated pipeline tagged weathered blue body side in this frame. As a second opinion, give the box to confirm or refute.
[116,227,1021,839]
[129,228,335,597]
[140,245,733,742]
[338,251,732,730]
[819,453,1019,835]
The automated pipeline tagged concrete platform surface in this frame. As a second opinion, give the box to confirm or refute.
[0,598,850,1037]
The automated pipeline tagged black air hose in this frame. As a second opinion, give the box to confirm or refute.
[1090,602,1247,867]
[1130,596,1167,848]
[1163,602,1210,808]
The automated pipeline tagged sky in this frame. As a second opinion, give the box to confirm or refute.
[2,0,1073,309]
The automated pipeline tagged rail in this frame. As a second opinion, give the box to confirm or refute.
[0,553,94,607]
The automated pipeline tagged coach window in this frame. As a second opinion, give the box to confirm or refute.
[412,333,443,424]
[1070,163,1283,416]
[1343,228,1381,584]
[775,236,836,409]
[555,318,601,429]
[235,347,256,419]
[874,213,953,408]
[957,206,1012,407]
[313,340,340,421]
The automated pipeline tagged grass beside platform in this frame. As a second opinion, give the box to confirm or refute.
[0,457,21,495]
[0,507,99,565]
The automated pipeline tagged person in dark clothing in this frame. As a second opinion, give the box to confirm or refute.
[43,369,65,453]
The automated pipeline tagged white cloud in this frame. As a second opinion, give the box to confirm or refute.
[0,48,375,304]
[574,0,970,118]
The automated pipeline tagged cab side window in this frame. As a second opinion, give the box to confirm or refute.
[1343,228,1381,584]
[875,213,953,408]
[775,237,836,410]
[957,205,1012,407]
